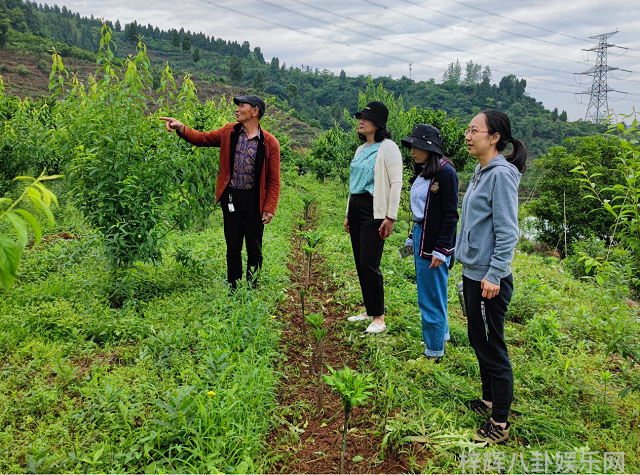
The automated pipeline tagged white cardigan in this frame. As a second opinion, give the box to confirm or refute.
[346,138,403,220]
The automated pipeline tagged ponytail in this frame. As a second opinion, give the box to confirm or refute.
[506,137,527,173]
[481,109,527,173]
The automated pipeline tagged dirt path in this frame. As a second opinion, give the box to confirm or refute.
[268,208,412,474]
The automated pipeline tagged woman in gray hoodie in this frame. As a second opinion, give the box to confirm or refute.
[455,109,526,446]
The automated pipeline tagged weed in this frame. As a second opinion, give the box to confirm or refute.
[16,64,31,75]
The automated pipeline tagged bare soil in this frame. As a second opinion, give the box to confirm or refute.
[268,207,415,474]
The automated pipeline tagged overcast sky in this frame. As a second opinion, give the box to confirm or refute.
[58,0,639,121]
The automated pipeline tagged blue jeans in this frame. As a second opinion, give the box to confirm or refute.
[413,224,450,357]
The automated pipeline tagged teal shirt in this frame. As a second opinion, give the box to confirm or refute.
[349,142,381,195]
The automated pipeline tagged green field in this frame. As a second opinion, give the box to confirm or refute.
[2,175,639,473]
[0,180,302,472]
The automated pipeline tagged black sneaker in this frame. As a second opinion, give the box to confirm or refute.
[468,399,492,417]
[473,417,510,445]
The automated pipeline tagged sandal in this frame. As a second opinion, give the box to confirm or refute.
[469,399,492,417]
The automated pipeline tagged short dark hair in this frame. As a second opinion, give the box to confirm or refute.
[358,127,393,143]
[481,109,527,173]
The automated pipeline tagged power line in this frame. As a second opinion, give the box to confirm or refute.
[609,73,640,84]
[491,69,582,89]
[255,0,582,76]
[444,0,591,43]
[509,0,601,28]
[393,0,584,52]
[193,0,428,65]
[525,85,640,100]
[193,0,441,73]
[611,90,640,97]
[254,0,447,61]
[355,0,590,65]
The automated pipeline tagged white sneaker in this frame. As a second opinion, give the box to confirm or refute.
[365,322,386,333]
[347,313,371,322]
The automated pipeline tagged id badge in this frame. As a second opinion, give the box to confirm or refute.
[398,245,412,259]
[228,194,235,212]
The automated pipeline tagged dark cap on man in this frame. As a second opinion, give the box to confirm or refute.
[354,101,389,130]
[233,95,266,119]
[401,124,443,155]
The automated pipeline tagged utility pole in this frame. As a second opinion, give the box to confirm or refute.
[577,31,630,123]
[409,63,412,79]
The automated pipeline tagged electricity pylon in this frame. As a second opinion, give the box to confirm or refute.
[577,31,630,123]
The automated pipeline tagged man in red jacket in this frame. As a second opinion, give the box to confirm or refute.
[160,95,281,290]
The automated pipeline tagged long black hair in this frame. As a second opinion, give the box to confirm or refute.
[358,127,393,143]
[482,109,527,173]
[409,152,453,184]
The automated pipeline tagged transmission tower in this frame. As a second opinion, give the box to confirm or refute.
[577,31,630,123]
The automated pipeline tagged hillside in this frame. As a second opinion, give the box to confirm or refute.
[0,43,320,149]
[0,0,608,158]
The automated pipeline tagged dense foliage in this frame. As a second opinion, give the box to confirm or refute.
[527,134,625,253]
[48,28,230,280]
[571,118,640,291]
[0,81,60,194]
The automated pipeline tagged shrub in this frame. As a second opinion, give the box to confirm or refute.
[16,64,30,75]
[571,116,640,293]
[564,237,635,297]
[527,135,625,254]
[51,25,230,295]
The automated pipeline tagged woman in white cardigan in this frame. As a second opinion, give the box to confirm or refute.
[344,101,403,333]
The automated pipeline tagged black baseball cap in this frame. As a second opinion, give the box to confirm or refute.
[233,95,266,119]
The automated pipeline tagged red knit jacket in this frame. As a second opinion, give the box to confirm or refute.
[180,122,281,215]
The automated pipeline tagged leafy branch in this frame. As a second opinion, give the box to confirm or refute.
[0,172,61,290]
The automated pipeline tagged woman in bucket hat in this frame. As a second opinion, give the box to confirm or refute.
[456,109,526,445]
[344,101,403,333]
[402,124,459,362]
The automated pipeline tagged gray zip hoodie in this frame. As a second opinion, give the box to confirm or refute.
[455,154,521,284]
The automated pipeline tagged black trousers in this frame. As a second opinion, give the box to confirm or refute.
[463,274,514,423]
[348,194,385,317]
[220,188,264,289]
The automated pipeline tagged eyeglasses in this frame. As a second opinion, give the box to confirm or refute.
[464,129,490,136]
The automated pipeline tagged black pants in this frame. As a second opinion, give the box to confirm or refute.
[463,274,514,423]
[220,188,264,289]
[348,194,385,317]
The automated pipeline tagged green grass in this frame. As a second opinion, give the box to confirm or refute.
[3,172,639,473]
[0,178,302,473]
[301,175,640,473]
